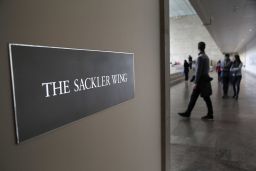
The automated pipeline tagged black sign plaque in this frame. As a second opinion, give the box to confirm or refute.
[9,44,134,143]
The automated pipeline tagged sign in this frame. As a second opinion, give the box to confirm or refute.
[9,44,134,143]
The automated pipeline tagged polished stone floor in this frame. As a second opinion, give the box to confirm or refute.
[170,73,256,171]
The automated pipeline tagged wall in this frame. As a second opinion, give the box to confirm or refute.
[0,0,162,171]
[240,36,256,75]
[170,15,223,64]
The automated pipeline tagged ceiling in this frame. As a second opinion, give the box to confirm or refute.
[189,0,256,53]
[170,0,196,17]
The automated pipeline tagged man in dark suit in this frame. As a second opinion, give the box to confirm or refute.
[178,42,213,120]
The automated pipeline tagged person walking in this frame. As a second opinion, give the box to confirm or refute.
[230,54,243,100]
[188,55,193,69]
[184,60,190,81]
[216,60,222,82]
[221,53,232,98]
[178,42,213,120]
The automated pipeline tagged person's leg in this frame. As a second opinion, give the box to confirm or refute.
[226,76,230,94]
[185,72,188,80]
[232,77,237,98]
[178,87,200,117]
[236,76,242,99]
[223,77,228,96]
[203,96,213,115]
[190,75,195,82]
[186,88,201,114]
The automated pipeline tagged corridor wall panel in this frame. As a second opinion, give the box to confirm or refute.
[243,36,256,75]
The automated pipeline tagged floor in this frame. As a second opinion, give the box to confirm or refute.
[170,72,256,171]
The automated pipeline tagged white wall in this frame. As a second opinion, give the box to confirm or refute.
[241,36,256,75]
[170,15,223,65]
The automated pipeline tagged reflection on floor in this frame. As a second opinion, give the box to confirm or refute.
[170,73,256,171]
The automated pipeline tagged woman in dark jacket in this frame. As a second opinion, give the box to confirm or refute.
[230,54,243,100]
[184,60,190,81]
[221,53,232,98]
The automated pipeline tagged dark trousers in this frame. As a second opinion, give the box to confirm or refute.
[232,76,242,96]
[222,76,229,95]
[218,72,221,82]
[186,87,213,115]
[185,72,189,81]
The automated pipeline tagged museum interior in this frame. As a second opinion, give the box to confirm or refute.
[1,0,256,171]
[170,0,256,170]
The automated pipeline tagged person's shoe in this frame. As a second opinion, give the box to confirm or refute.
[235,96,239,100]
[190,76,195,82]
[178,112,190,118]
[201,115,214,120]
[233,95,236,98]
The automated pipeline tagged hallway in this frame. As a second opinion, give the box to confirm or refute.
[170,73,256,171]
